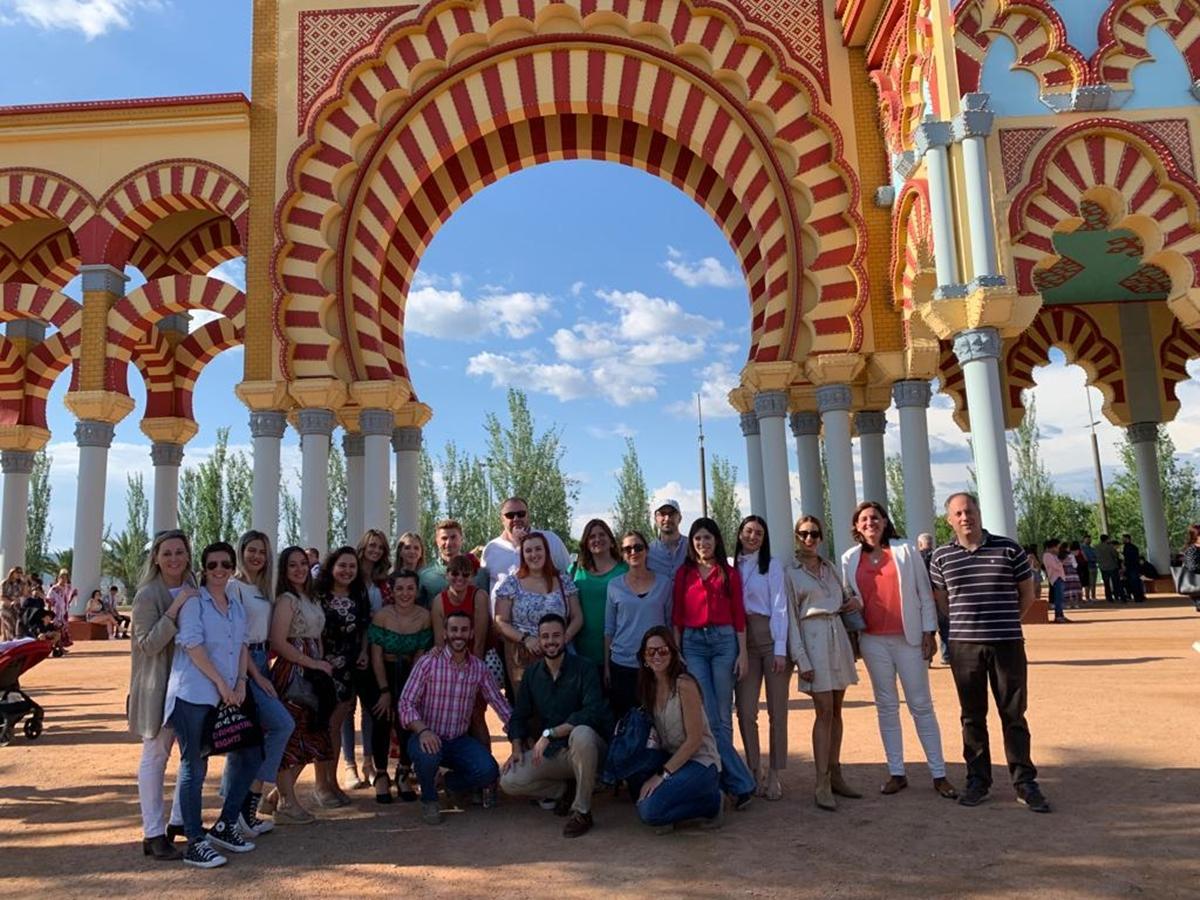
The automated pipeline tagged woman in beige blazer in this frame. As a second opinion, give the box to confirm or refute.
[840,501,956,799]
[129,529,198,861]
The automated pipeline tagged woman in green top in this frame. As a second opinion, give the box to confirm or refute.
[571,519,627,668]
[366,569,432,803]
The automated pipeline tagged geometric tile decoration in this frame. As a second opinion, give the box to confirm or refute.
[998,127,1054,192]
[1141,118,1195,179]
[733,0,830,100]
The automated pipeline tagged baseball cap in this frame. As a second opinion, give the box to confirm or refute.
[654,499,681,514]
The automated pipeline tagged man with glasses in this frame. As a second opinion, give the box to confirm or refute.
[481,497,571,602]
[647,499,687,579]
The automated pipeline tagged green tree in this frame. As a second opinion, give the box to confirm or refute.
[48,547,72,579]
[25,448,52,577]
[418,447,440,548]
[440,441,493,551]
[1010,394,1095,547]
[709,454,742,548]
[103,472,150,591]
[327,444,347,549]
[885,454,906,538]
[177,428,253,550]
[484,389,578,543]
[1106,426,1200,551]
[612,438,652,538]
[280,475,301,548]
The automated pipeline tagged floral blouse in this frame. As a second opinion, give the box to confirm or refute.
[494,575,578,639]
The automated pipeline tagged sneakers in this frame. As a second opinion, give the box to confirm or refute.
[182,838,227,869]
[561,810,593,838]
[958,782,990,807]
[239,792,274,835]
[421,801,443,825]
[207,819,256,853]
[1016,784,1052,813]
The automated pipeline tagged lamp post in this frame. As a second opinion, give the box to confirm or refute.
[697,393,708,518]
[1086,387,1109,535]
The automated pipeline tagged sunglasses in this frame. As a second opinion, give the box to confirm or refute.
[503,510,528,520]
[795,530,822,541]
[644,646,671,658]
[205,560,235,571]
[621,544,646,555]
[448,571,472,579]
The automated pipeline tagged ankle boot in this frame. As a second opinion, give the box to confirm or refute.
[142,834,183,861]
[829,764,862,799]
[814,771,836,811]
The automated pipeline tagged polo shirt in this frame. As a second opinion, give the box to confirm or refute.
[929,531,1032,643]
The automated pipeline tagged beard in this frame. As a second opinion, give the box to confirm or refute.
[448,637,469,652]
[541,645,563,660]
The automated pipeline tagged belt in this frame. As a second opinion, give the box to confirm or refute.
[248,641,269,651]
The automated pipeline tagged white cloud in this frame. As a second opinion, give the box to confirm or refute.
[407,286,552,341]
[624,335,706,367]
[598,289,721,341]
[549,324,620,362]
[478,291,553,339]
[1,0,161,38]
[585,423,637,439]
[208,257,246,291]
[664,246,742,289]
[591,359,659,407]
[466,351,590,402]
[570,281,586,297]
[666,361,740,419]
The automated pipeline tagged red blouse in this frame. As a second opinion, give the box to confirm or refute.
[856,550,904,636]
[671,564,746,632]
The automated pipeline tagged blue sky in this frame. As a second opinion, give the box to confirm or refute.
[3,0,1199,549]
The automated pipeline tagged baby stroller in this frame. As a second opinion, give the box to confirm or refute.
[0,638,50,746]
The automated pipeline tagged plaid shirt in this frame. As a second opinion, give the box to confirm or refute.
[398,645,511,739]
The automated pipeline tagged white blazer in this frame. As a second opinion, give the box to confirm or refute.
[840,540,937,647]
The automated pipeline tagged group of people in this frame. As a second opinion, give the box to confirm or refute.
[1030,533,1152,621]
[123,488,1057,869]
[0,567,130,651]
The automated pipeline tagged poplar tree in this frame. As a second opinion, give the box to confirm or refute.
[103,472,150,590]
[440,442,493,552]
[709,454,742,548]
[612,438,652,537]
[25,449,52,577]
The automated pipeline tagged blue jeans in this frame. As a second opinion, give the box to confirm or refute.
[1049,580,1065,618]
[407,732,499,803]
[636,760,720,825]
[681,626,755,797]
[220,647,294,794]
[171,698,263,841]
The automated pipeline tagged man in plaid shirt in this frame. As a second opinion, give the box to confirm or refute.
[400,610,511,824]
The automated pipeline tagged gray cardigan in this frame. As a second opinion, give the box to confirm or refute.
[127,577,185,739]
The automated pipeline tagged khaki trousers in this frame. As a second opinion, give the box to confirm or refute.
[500,725,606,814]
[734,614,790,771]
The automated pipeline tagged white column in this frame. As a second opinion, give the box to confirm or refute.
[360,409,394,536]
[249,410,287,552]
[297,409,334,553]
[856,410,888,508]
[754,390,795,554]
[817,385,857,559]
[343,433,365,544]
[0,450,35,575]
[1127,422,1171,574]
[72,420,114,613]
[953,328,1017,537]
[739,411,767,518]
[789,411,824,518]
[953,94,998,281]
[892,380,936,540]
[393,426,422,536]
[149,442,183,534]
[914,119,960,287]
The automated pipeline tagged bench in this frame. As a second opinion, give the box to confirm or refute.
[67,618,110,641]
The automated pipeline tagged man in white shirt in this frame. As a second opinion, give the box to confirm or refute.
[482,497,571,606]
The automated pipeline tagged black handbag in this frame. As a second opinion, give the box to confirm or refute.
[201,690,263,757]
[282,669,320,713]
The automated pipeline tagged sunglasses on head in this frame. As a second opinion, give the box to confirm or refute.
[503,510,527,520]
[621,543,646,555]
[205,559,234,571]
[795,530,821,541]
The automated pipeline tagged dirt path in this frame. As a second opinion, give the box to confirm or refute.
[2,600,1198,898]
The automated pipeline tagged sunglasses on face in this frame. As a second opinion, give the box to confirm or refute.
[448,571,471,579]
[795,530,821,541]
[644,646,671,658]
[622,544,646,555]
[503,510,528,520]
[205,560,234,571]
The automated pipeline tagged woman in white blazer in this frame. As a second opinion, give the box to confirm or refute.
[840,501,957,799]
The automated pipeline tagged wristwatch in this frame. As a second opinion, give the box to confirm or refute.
[542,728,554,740]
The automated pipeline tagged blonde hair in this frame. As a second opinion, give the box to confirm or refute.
[356,529,393,583]
[235,530,273,600]
[138,530,194,590]
[396,531,426,571]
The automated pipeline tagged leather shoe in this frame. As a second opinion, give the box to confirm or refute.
[142,834,182,861]
[881,775,908,795]
[933,777,958,799]
[562,810,593,838]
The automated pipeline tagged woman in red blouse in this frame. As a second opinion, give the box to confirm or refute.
[672,517,756,808]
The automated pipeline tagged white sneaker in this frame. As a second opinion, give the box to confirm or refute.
[182,838,226,869]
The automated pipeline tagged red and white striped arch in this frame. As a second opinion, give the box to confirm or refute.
[99,160,248,271]
[1160,315,1200,409]
[890,178,935,311]
[0,283,83,429]
[276,0,864,385]
[172,318,242,421]
[1093,0,1200,94]
[128,216,243,281]
[0,168,95,232]
[954,0,1085,100]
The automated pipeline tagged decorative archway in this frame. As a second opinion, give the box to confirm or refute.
[276,0,865,392]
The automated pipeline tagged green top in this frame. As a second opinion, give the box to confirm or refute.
[368,623,433,657]
[571,561,628,667]
[418,557,489,607]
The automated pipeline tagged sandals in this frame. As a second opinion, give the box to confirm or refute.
[373,773,393,805]
[881,775,909,795]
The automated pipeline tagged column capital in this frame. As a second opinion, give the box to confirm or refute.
[140,416,198,445]
[789,411,821,437]
[739,411,760,437]
[359,408,395,436]
[79,264,128,295]
[150,442,184,467]
[816,384,853,414]
[249,410,288,439]
[892,379,933,409]
[0,450,35,475]
[914,119,953,157]
[392,426,422,453]
[952,327,1001,364]
[1126,421,1160,444]
[63,390,135,425]
[296,408,336,437]
[855,410,888,436]
[75,419,115,449]
[951,93,994,140]
[753,389,789,420]
[342,432,365,457]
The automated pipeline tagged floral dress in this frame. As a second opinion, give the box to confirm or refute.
[1062,554,1083,607]
[272,591,333,767]
[321,588,370,702]
[493,574,578,690]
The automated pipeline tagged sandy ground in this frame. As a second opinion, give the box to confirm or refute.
[1,599,1198,899]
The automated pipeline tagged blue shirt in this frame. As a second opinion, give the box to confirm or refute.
[647,536,687,580]
[164,588,248,720]
[604,572,672,667]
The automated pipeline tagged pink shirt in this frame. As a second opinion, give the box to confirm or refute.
[856,550,904,636]
[399,645,510,740]
[1042,552,1065,585]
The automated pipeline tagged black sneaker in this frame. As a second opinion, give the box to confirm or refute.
[208,819,256,853]
[734,792,754,811]
[239,791,273,836]
[182,838,227,869]
[1016,784,1051,813]
[166,823,186,842]
[958,783,990,807]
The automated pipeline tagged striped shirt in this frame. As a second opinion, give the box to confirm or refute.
[398,645,511,740]
[929,532,1032,642]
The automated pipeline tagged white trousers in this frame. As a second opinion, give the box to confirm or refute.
[137,726,183,838]
[859,633,946,778]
